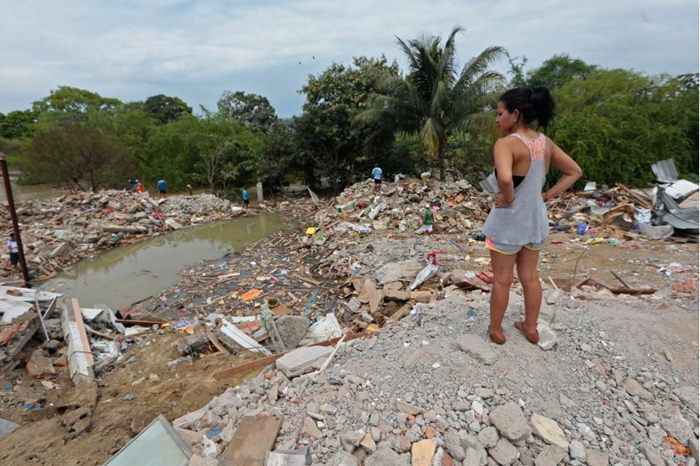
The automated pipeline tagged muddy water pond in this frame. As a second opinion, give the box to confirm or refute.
[41,215,284,309]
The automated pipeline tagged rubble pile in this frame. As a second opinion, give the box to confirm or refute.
[168,288,699,466]
[0,168,697,465]
[324,177,491,236]
[0,191,247,281]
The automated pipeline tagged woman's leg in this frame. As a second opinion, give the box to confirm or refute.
[515,247,542,343]
[488,249,517,344]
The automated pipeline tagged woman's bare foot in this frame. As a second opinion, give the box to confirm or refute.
[488,327,506,345]
[477,271,494,285]
[514,321,539,344]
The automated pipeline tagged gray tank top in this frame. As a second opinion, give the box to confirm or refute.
[482,133,549,245]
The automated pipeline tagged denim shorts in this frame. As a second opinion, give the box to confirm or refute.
[486,238,545,255]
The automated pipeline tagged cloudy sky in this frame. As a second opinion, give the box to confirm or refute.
[1,0,697,117]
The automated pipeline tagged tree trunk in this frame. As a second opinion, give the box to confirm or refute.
[437,138,447,181]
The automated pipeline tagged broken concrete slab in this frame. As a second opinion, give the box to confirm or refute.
[275,316,310,349]
[219,320,271,355]
[585,449,610,466]
[104,414,191,466]
[530,414,568,449]
[219,415,282,466]
[365,445,411,466]
[276,345,333,378]
[623,377,651,399]
[265,447,312,466]
[457,334,498,366]
[489,402,530,442]
[328,451,360,466]
[301,416,322,439]
[534,445,566,466]
[62,298,94,384]
[488,438,519,465]
[375,260,424,285]
[0,299,33,324]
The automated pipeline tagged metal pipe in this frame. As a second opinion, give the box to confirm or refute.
[0,152,30,287]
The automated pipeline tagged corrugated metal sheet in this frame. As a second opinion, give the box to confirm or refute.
[651,159,679,183]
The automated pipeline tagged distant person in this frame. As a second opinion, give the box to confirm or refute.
[128,177,137,191]
[242,188,250,209]
[157,178,167,195]
[135,180,145,193]
[5,233,19,271]
[371,165,383,193]
[186,184,193,195]
[482,87,582,346]
[415,204,434,234]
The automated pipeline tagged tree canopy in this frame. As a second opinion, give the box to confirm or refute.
[2,43,697,193]
[143,94,192,124]
[217,91,277,131]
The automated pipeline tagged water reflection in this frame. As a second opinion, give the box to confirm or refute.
[41,215,284,309]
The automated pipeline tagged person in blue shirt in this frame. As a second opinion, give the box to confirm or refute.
[157,178,167,195]
[371,165,383,193]
[242,188,250,208]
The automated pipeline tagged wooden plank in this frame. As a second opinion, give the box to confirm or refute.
[219,415,282,466]
[116,318,166,327]
[206,329,230,354]
[213,355,282,381]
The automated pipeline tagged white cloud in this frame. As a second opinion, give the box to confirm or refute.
[0,0,697,116]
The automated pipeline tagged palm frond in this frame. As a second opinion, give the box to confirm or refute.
[455,46,507,91]
[437,27,463,85]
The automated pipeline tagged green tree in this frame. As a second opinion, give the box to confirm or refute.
[0,110,37,139]
[32,86,122,115]
[528,54,596,90]
[217,91,277,130]
[360,27,506,179]
[143,94,192,124]
[23,122,134,191]
[259,120,300,189]
[86,105,157,170]
[296,56,401,189]
[141,115,263,191]
[550,69,696,186]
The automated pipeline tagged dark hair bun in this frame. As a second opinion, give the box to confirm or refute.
[530,87,554,127]
[499,86,555,127]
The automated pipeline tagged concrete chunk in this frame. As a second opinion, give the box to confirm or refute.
[457,334,498,365]
[276,345,332,378]
[489,402,530,442]
[534,445,566,466]
[530,414,568,449]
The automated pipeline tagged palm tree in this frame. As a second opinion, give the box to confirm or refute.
[359,27,506,179]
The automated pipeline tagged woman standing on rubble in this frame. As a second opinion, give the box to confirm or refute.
[483,87,582,345]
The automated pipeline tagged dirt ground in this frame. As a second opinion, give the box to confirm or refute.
[0,231,696,466]
[0,332,262,466]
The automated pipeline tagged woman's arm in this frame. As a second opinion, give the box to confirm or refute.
[544,141,583,201]
[493,139,514,207]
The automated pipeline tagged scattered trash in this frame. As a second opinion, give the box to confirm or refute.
[241,288,263,302]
